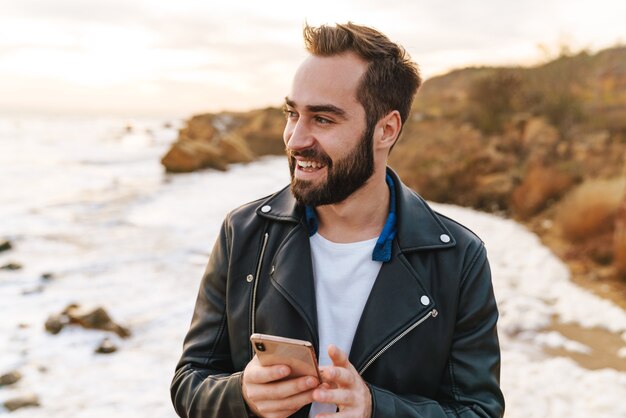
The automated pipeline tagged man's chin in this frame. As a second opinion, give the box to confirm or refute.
[291,180,323,207]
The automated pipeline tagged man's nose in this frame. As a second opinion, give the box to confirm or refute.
[285,119,314,151]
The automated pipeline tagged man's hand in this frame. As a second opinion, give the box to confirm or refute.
[313,345,372,418]
[242,355,319,418]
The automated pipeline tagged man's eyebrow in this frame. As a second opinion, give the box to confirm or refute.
[284,97,348,120]
[284,97,296,108]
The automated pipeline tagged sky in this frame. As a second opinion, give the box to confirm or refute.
[1,0,625,117]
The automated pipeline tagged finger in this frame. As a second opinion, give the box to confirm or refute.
[317,368,338,388]
[249,375,319,401]
[258,409,298,418]
[327,344,349,367]
[313,387,352,405]
[244,357,291,384]
[316,412,357,418]
[254,387,316,415]
[320,366,354,387]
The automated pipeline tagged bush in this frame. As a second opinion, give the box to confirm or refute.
[468,70,523,134]
[557,178,625,241]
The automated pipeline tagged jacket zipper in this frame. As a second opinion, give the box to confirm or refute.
[250,232,269,337]
[358,308,438,375]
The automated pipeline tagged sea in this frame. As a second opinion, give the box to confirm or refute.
[0,114,291,416]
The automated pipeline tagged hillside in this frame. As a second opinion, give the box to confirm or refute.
[161,46,626,306]
[391,46,626,307]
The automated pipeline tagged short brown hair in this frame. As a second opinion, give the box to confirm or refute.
[303,22,421,134]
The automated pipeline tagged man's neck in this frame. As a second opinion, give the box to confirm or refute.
[315,170,390,243]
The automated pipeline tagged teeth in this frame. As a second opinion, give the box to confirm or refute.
[297,160,324,169]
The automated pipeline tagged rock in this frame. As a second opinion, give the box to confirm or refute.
[0,370,22,386]
[160,108,285,173]
[1,262,22,271]
[161,139,227,173]
[522,117,559,148]
[3,393,40,411]
[219,133,255,164]
[64,305,131,338]
[95,338,118,354]
[237,108,286,156]
[0,240,12,252]
[180,114,216,141]
[44,314,66,335]
[45,305,131,338]
[615,191,626,278]
[510,163,576,219]
[41,272,54,280]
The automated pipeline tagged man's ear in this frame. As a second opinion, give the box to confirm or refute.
[375,110,402,151]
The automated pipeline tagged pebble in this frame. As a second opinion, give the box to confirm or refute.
[0,240,12,252]
[3,393,40,411]
[95,338,118,354]
[44,314,65,335]
[1,262,23,271]
[0,371,22,386]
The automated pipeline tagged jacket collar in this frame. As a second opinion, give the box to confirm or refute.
[255,167,456,252]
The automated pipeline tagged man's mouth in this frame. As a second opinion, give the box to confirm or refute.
[296,159,326,172]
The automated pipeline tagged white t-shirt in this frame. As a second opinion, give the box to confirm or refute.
[308,233,382,416]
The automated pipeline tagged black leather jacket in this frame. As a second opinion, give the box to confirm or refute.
[171,169,505,417]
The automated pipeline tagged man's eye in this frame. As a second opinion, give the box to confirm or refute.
[283,108,298,119]
[314,116,332,124]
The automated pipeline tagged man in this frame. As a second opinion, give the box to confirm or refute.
[171,23,504,418]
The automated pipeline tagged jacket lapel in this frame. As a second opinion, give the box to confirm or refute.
[268,223,319,350]
[348,241,434,371]
[254,187,319,349]
[349,169,454,371]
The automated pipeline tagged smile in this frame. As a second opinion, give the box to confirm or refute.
[297,159,326,170]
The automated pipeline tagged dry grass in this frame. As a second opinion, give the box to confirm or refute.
[615,195,626,277]
[557,178,626,241]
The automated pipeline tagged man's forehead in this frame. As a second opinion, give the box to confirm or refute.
[288,53,366,110]
[293,53,367,84]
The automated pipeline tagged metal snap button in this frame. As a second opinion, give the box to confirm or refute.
[261,205,271,213]
[420,295,430,306]
[439,234,450,243]
[246,274,254,283]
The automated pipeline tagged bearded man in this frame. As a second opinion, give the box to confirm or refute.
[171,22,505,418]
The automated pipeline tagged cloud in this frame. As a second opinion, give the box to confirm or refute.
[1,0,625,115]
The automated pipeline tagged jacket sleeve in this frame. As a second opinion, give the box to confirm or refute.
[369,245,504,418]
[170,218,250,418]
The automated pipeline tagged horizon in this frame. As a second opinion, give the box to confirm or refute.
[1,0,625,118]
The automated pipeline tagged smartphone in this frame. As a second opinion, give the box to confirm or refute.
[250,333,321,381]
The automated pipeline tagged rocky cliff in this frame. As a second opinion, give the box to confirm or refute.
[161,107,285,172]
[161,45,626,299]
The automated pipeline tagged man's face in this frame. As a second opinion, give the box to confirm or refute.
[287,121,375,206]
[283,53,375,207]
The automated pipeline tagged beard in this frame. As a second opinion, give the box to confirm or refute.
[287,122,375,207]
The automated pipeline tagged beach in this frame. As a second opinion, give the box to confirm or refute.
[1,116,625,417]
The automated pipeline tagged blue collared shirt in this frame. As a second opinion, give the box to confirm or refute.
[304,174,397,262]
